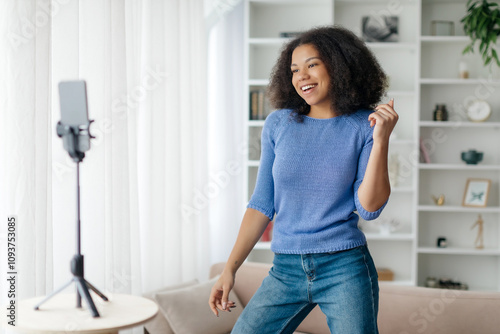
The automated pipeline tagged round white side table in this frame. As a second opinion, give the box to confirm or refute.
[2,293,158,334]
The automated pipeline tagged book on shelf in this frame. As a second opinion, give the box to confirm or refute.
[249,89,272,120]
[419,138,431,163]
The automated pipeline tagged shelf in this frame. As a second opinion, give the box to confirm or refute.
[419,121,500,128]
[248,120,266,127]
[254,241,271,250]
[386,90,415,97]
[248,79,269,86]
[418,205,500,213]
[247,160,260,167]
[379,280,415,286]
[390,139,415,145]
[418,247,500,256]
[249,38,290,45]
[419,163,500,171]
[366,42,416,50]
[420,36,469,43]
[420,78,500,85]
[365,233,414,241]
[391,186,414,193]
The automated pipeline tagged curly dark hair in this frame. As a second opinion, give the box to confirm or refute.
[268,25,388,122]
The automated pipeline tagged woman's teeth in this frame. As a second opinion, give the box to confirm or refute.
[301,84,317,91]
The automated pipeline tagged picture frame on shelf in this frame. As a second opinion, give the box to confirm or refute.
[362,15,399,42]
[431,20,454,36]
[462,178,491,208]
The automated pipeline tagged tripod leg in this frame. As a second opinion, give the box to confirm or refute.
[85,280,109,301]
[77,289,82,308]
[34,278,74,310]
[75,277,100,317]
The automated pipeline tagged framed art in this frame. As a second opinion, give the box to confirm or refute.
[462,178,491,207]
[362,16,399,42]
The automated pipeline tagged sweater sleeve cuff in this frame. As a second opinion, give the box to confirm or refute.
[247,203,274,221]
[354,191,387,221]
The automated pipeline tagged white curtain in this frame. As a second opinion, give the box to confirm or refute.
[206,1,246,264]
[0,0,54,299]
[0,0,209,313]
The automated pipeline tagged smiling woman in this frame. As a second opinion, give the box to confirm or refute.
[210,25,398,334]
[268,26,388,122]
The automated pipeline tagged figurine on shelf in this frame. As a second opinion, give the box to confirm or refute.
[471,214,484,249]
[432,194,445,206]
[459,60,469,79]
[437,236,447,248]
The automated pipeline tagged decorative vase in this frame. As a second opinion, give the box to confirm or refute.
[461,150,483,164]
[459,60,469,79]
[433,104,448,121]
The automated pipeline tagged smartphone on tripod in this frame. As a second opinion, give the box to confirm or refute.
[58,81,92,154]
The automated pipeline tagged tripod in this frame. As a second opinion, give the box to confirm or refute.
[34,123,108,317]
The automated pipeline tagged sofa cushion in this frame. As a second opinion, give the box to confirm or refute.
[378,284,500,334]
[154,275,243,334]
[143,279,198,334]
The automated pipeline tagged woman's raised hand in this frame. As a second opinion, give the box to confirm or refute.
[368,98,399,144]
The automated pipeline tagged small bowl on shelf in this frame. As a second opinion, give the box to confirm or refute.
[461,150,483,165]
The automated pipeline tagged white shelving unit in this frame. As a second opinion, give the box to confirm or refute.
[243,0,500,291]
[417,0,500,291]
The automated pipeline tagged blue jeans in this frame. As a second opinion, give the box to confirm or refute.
[232,245,379,334]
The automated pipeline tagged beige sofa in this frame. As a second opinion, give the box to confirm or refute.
[145,261,500,334]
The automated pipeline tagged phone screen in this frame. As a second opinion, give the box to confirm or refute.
[59,81,89,127]
[58,80,91,154]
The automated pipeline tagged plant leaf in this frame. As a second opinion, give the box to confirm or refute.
[471,14,478,31]
[489,31,496,44]
[462,0,500,69]
[492,49,500,66]
[480,40,486,53]
[463,44,473,55]
[468,1,478,12]
[479,14,487,28]
[481,24,488,40]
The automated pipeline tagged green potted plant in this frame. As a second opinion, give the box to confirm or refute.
[461,0,500,69]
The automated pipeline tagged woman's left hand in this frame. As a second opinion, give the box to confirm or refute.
[368,98,399,144]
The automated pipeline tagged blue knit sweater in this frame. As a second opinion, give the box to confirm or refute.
[248,109,386,254]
